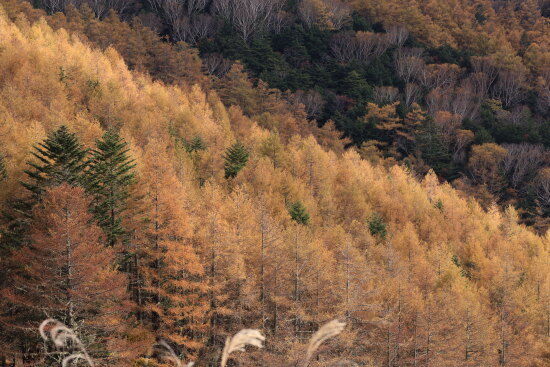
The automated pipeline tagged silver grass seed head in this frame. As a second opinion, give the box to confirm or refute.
[39,319,94,367]
[303,320,346,367]
[220,329,265,367]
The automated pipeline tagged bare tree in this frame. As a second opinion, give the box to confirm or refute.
[148,0,208,16]
[502,143,548,188]
[39,0,68,13]
[269,10,291,34]
[40,0,132,17]
[374,86,399,105]
[354,31,378,63]
[385,24,409,48]
[419,63,460,90]
[331,31,390,64]
[373,33,392,57]
[433,111,462,143]
[394,48,424,84]
[493,69,526,107]
[403,83,420,107]
[213,0,283,41]
[297,0,318,28]
[470,56,498,98]
[85,0,134,18]
[170,14,217,42]
[469,72,492,99]
[426,87,452,115]
[212,0,231,16]
[451,79,479,120]
[325,0,352,30]
[471,56,498,81]
[532,168,550,210]
[535,75,550,115]
[293,90,326,119]
[330,31,356,63]
[203,53,233,77]
[147,0,214,43]
[186,0,209,15]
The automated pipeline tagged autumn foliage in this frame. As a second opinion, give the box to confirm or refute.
[0,6,547,367]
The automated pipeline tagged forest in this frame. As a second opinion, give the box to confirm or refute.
[8,0,547,229]
[0,0,548,366]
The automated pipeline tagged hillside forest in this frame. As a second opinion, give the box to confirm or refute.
[0,0,548,367]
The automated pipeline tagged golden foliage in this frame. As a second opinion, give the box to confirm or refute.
[0,9,547,366]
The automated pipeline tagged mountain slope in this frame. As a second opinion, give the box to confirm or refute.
[0,8,548,366]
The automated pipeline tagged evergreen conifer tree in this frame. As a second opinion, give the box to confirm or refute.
[224,142,249,179]
[288,200,310,225]
[368,212,387,239]
[86,129,136,247]
[415,121,452,175]
[184,136,207,153]
[1,126,87,251]
[22,125,87,196]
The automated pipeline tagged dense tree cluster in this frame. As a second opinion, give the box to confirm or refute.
[0,13,548,367]
[4,0,548,225]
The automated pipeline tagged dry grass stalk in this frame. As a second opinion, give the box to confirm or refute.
[39,319,94,367]
[153,339,195,367]
[302,320,346,367]
[220,329,265,367]
[38,319,348,367]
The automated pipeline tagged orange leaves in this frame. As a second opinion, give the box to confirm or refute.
[364,102,401,131]
[2,184,129,362]
[0,9,548,366]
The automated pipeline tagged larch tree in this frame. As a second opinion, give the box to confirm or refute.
[399,103,426,154]
[0,184,128,365]
[86,129,136,247]
[364,102,403,157]
[192,184,250,363]
[137,142,208,358]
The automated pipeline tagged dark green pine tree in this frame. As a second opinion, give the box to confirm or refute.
[1,126,87,251]
[183,136,207,153]
[22,125,88,196]
[288,201,310,225]
[85,129,136,247]
[224,142,249,179]
[415,121,453,177]
[367,212,387,239]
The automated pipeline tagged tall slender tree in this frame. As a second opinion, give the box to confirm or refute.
[0,184,128,365]
[1,126,87,251]
[86,129,136,247]
[136,142,208,358]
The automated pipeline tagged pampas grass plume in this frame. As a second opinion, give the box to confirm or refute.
[220,329,265,367]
